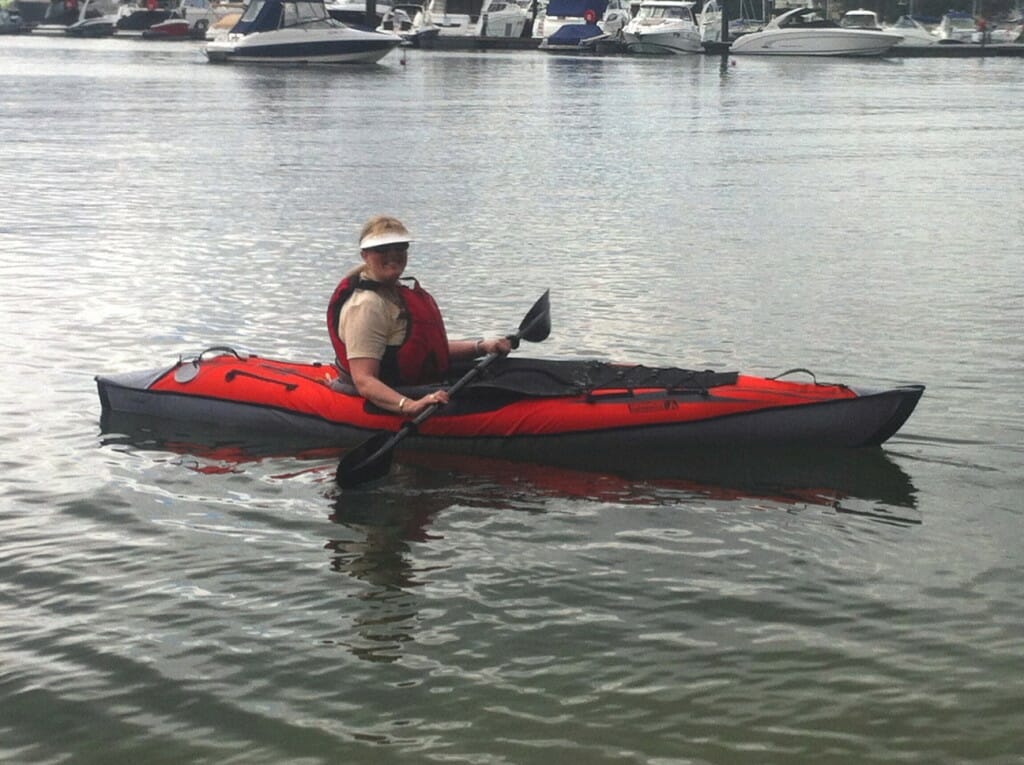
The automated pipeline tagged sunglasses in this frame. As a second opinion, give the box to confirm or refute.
[369,243,409,255]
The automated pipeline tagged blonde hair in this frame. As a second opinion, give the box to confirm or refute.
[359,215,410,249]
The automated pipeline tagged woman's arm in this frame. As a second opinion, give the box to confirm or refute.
[348,357,448,417]
[448,337,512,361]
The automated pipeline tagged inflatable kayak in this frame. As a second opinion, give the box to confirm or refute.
[96,347,924,460]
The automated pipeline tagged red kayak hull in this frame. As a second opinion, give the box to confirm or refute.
[96,350,924,457]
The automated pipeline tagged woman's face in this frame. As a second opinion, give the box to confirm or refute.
[361,242,409,284]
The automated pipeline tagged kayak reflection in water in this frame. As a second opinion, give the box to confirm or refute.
[326,215,511,418]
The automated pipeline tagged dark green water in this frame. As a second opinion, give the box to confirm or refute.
[1,35,1022,763]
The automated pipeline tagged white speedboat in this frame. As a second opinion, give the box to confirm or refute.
[477,0,532,37]
[886,14,938,46]
[32,0,115,33]
[377,3,440,46]
[839,7,880,29]
[64,0,119,35]
[622,0,701,53]
[428,0,476,36]
[205,0,402,62]
[936,10,974,42]
[727,5,903,56]
[698,0,724,44]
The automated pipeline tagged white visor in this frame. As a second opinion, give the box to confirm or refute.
[360,231,412,250]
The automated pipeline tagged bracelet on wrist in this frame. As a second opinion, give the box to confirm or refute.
[398,397,407,412]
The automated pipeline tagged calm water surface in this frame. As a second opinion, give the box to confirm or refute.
[1,35,1023,763]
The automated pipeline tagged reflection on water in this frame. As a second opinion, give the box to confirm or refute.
[325,491,448,663]
[100,409,920,516]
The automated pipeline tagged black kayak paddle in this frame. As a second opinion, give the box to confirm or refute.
[335,290,551,488]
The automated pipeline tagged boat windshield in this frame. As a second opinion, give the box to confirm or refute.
[238,0,331,26]
[283,0,331,25]
[640,5,690,20]
[779,9,835,28]
[945,16,974,30]
[239,0,267,23]
[840,12,877,28]
[891,15,924,29]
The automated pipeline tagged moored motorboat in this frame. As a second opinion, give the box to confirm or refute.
[31,0,116,33]
[376,2,440,46]
[886,14,939,46]
[0,5,32,33]
[115,0,174,33]
[840,9,939,47]
[65,0,119,36]
[936,10,974,42]
[727,5,903,56]
[141,14,190,35]
[476,0,532,37]
[622,0,702,54]
[96,348,925,464]
[537,0,631,50]
[205,0,402,63]
[140,0,219,37]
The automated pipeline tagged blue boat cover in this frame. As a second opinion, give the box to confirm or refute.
[232,0,285,34]
[544,0,608,18]
[231,0,332,34]
[546,21,602,44]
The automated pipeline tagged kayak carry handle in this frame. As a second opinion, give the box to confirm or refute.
[197,346,248,362]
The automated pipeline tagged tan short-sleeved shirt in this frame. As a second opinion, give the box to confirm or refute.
[338,269,407,361]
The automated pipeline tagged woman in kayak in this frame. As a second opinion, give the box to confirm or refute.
[327,215,512,417]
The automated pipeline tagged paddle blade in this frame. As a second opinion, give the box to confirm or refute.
[516,290,551,346]
[336,431,396,488]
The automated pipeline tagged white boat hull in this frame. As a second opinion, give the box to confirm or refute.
[205,27,400,62]
[729,28,903,56]
[623,28,703,53]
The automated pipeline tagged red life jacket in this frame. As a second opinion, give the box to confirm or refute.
[327,275,450,386]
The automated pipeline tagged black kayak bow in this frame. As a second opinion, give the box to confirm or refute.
[335,290,551,488]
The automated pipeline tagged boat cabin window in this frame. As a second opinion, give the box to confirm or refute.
[945,16,974,30]
[283,1,329,26]
[239,0,267,23]
[641,6,692,20]
[840,12,878,29]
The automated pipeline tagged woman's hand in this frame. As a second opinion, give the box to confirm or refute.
[404,389,449,417]
[478,337,512,356]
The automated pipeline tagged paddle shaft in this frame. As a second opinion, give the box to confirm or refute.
[336,292,550,486]
[351,350,503,469]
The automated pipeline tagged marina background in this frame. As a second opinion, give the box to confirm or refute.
[2,36,1023,763]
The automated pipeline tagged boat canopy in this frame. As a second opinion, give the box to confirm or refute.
[544,0,608,17]
[231,0,332,34]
